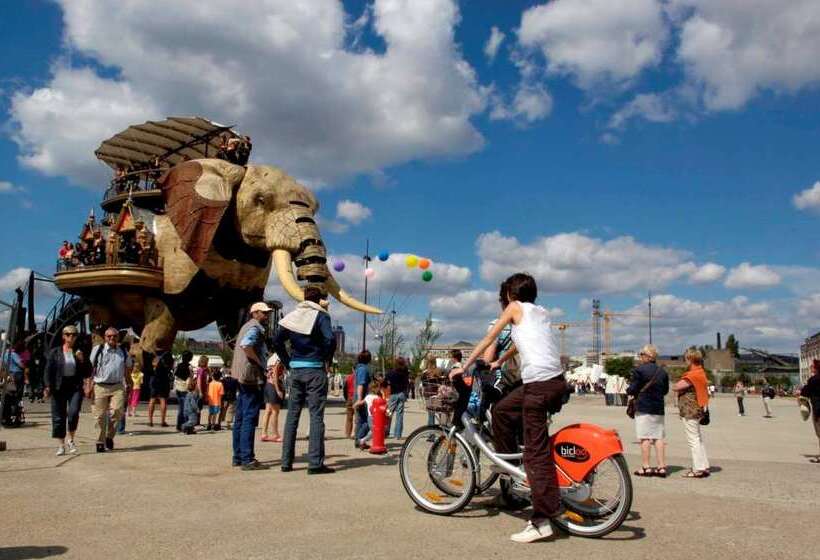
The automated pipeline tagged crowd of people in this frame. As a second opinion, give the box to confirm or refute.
[57,217,157,271]
[3,271,820,545]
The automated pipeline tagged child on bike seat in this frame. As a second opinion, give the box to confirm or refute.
[449,273,566,543]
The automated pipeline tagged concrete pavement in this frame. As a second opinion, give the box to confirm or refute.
[1,393,818,560]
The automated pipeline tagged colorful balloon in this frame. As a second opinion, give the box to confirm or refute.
[364,267,375,279]
[422,271,433,282]
[378,251,390,262]
[418,258,431,270]
[405,255,419,268]
[332,260,345,272]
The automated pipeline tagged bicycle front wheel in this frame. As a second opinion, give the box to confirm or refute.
[399,425,477,515]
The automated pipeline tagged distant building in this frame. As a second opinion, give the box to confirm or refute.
[332,325,346,356]
[800,331,820,385]
[657,354,687,370]
[428,341,475,361]
[705,349,735,383]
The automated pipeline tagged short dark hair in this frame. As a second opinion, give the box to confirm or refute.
[450,349,462,362]
[499,279,510,308]
[304,286,322,304]
[212,370,222,381]
[505,273,537,303]
[181,350,193,362]
[357,350,372,364]
[395,356,407,369]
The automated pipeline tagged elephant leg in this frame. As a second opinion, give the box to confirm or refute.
[140,297,178,354]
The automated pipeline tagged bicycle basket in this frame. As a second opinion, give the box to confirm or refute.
[421,379,459,413]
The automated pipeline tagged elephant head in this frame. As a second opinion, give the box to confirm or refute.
[159,158,380,314]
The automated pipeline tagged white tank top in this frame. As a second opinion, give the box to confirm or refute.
[510,302,562,384]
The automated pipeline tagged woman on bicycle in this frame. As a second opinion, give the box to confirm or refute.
[450,273,566,543]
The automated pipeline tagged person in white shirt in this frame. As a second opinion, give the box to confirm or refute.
[450,273,566,543]
[89,327,129,453]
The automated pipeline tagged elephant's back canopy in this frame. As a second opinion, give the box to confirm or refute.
[95,116,243,170]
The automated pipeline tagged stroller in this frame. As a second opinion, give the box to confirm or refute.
[1,375,25,427]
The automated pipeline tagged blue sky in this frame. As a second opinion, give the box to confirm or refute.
[1,0,819,355]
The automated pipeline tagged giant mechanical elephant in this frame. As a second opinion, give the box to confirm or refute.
[88,158,378,353]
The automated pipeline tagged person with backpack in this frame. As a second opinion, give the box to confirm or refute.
[762,380,776,418]
[90,327,129,453]
[626,345,670,478]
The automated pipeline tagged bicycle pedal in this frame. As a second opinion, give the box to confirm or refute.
[562,511,584,523]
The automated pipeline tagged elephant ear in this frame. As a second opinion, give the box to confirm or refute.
[159,159,246,266]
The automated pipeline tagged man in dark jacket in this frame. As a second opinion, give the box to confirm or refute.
[626,344,670,476]
[274,287,336,475]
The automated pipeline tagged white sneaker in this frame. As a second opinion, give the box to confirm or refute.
[510,521,554,543]
[56,446,66,457]
[66,440,78,454]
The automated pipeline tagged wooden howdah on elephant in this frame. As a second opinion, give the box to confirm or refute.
[55,157,380,354]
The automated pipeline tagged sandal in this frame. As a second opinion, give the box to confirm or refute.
[682,470,709,478]
[633,466,655,477]
[654,467,668,478]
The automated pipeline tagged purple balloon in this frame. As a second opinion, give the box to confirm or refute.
[333,260,345,272]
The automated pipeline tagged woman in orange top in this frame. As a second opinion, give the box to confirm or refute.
[673,348,710,478]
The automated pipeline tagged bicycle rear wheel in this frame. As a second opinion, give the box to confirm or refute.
[553,454,633,538]
[399,425,476,515]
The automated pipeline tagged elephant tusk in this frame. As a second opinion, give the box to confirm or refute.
[326,275,383,315]
[273,249,304,302]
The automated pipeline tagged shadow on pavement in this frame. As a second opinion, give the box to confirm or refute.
[330,454,397,471]
[0,545,69,559]
[115,444,191,453]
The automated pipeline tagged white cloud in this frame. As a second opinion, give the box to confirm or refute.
[793,181,820,213]
[336,200,372,224]
[484,26,506,62]
[724,262,781,290]
[9,0,487,188]
[608,92,677,130]
[0,268,31,293]
[518,0,668,90]
[673,0,820,110]
[10,67,161,188]
[689,262,726,284]
[0,181,16,193]
[476,230,717,294]
[798,293,820,318]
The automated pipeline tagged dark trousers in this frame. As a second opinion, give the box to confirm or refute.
[523,378,567,523]
[737,397,745,415]
[282,368,328,469]
[232,384,262,465]
[491,384,525,455]
[51,381,84,439]
[356,406,369,440]
[176,391,188,430]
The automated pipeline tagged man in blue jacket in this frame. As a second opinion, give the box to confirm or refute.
[274,286,337,475]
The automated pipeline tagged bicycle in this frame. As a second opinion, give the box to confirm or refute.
[399,369,633,538]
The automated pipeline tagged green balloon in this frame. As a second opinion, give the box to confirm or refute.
[422,271,433,282]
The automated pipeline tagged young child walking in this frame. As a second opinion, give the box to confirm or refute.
[182,377,201,435]
[207,370,224,431]
[128,364,143,417]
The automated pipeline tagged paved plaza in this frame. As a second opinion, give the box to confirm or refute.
[1,393,818,560]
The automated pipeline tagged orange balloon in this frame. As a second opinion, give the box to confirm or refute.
[419,258,431,270]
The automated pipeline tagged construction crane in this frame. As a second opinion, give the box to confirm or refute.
[552,321,591,358]
[602,310,656,358]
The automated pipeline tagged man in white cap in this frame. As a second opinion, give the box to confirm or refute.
[230,302,272,470]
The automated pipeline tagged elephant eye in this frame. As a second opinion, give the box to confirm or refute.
[255,194,265,206]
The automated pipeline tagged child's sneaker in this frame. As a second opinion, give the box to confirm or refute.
[56,446,66,457]
[66,440,78,454]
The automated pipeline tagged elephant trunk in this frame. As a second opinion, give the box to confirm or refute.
[271,205,381,315]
